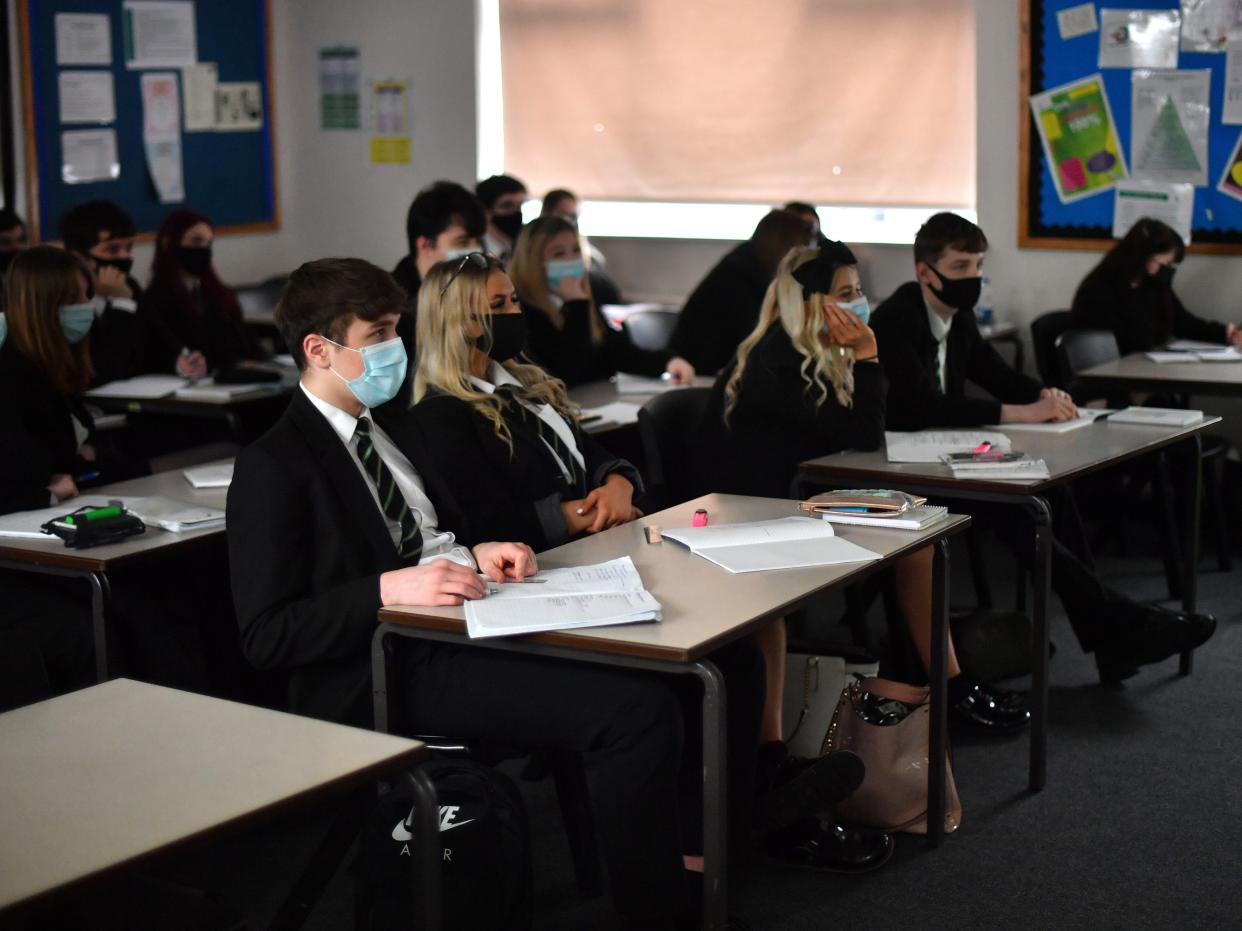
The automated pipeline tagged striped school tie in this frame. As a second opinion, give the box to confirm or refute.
[354,416,423,565]
[493,386,588,498]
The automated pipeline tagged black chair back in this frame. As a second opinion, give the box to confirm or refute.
[1030,310,1073,387]
[236,274,288,321]
[636,387,712,509]
[1056,329,1120,403]
[623,309,679,352]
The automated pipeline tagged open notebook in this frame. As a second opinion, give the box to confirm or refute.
[662,516,881,573]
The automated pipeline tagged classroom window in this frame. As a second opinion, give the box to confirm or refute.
[481,0,976,240]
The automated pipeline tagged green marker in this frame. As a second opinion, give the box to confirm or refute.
[64,506,123,525]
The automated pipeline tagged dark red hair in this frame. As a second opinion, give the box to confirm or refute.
[148,208,242,326]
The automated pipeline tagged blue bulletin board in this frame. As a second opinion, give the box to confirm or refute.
[1021,0,1242,252]
[19,0,277,241]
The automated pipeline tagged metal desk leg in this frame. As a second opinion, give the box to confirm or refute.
[403,767,443,931]
[1028,496,1052,793]
[89,571,111,682]
[371,626,397,734]
[927,538,950,848]
[691,659,728,931]
[1180,434,1203,676]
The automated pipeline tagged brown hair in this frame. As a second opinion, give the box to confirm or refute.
[752,209,816,277]
[275,258,411,370]
[913,212,988,268]
[4,246,93,394]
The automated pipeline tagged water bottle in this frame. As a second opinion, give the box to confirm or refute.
[976,276,994,326]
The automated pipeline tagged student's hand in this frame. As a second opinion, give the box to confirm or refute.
[379,560,487,607]
[820,303,878,359]
[94,265,132,300]
[577,473,637,534]
[1008,394,1078,423]
[1040,387,1074,404]
[554,274,591,302]
[473,541,538,582]
[665,357,695,384]
[561,499,595,535]
[176,351,208,379]
[48,474,80,503]
[1228,323,1242,348]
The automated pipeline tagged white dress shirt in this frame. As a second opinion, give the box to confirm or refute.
[924,297,953,390]
[468,362,585,485]
[300,383,474,567]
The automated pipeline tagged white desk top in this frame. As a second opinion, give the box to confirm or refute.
[0,679,424,910]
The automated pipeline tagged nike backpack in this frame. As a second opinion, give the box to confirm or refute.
[354,757,534,931]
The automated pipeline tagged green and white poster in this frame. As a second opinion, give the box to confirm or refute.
[1030,74,1128,204]
[1131,69,1211,186]
[319,46,361,130]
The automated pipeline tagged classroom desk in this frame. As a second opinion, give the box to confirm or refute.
[371,493,970,929]
[979,320,1025,374]
[0,679,440,928]
[1076,352,1242,398]
[796,415,1222,794]
[568,375,715,435]
[0,461,232,682]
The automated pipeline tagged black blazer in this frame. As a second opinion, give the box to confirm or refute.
[670,241,771,375]
[0,342,95,515]
[1071,265,1227,355]
[89,300,157,386]
[227,388,469,726]
[522,299,670,387]
[691,324,886,499]
[871,281,1042,430]
[390,389,641,552]
[138,283,258,372]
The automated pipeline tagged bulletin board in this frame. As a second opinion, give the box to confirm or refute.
[18,0,278,242]
[1020,0,1242,253]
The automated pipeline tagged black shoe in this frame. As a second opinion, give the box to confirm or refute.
[1126,606,1216,665]
[753,750,865,834]
[1094,648,1140,687]
[949,680,1030,735]
[765,819,894,874]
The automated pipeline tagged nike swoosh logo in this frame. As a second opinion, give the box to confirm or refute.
[392,815,478,840]
[439,817,476,833]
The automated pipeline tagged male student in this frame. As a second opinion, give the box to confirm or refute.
[227,257,867,927]
[476,173,528,262]
[60,200,205,383]
[871,212,1216,684]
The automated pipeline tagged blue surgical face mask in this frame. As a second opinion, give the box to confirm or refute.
[323,335,408,408]
[444,246,476,263]
[59,302,97,344]
[838,295,870,326]
[0,312,6,350]
[545,257,585,291]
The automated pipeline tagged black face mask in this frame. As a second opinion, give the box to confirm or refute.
[93,254,134,276]
[178,245,213,277]
[492,211,524,241]
[1151,264,1176,287]
[927,265,982,313]
[474,312,528,362]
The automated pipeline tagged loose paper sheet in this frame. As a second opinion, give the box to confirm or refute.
[885,430,1011,463]
[55,13,112,66]
[1098,9,1181,69]
[319,46,361,130]
[214,82,263,131]
[182,62,217,131]
[1058,3,1100,40]
[1112,180,1194,243]
[1029,74,1128,203]
[141,72,184,203]
[123,0,197,69]
[1131,69,1211,186]
[1217,129,1242,202]
[1180,0,1242,52]
[58,71,115,124]
[1225,37,1242,124]
[61,129,120,184]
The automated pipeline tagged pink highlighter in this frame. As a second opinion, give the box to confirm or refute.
[692,509,709,528]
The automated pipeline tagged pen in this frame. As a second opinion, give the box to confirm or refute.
[77,470,100,483]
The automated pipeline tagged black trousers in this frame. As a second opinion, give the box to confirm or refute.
[0,570,95,711]
[398,638,763,922]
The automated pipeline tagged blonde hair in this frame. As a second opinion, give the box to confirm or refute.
[415,254,575,451]
[508,216,606,347]
[723,245,856,423]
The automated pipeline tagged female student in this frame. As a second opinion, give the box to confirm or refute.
[539,187,621,303]
[1071,217,1242,354]
[398,252,643,551]
[139,208,262,374]
[508,216,694,387]
[694,242,1029,735]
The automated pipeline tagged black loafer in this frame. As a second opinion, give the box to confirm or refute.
[1111,606,1217,667]
[753,750,865,834]
[949,681,1031,735]
[766,819,894,874]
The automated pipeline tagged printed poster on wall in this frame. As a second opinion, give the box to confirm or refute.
[1098,9,1181,69]
[1112,180,1194,243]
[123,1,197,69]
[320,47,361,130]
[140,72,185,203]
[1029,74,1128,203]
[1216,130,1242,202]
[370,80,410,164]
[1131,70,1211,186]
[1180,0,1242,52]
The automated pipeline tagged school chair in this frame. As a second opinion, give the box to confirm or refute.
[622,309,680,353]
[1030,310,1074,389]
[636,387,713,510]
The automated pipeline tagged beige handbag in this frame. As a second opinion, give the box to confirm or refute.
[823,676,962,835]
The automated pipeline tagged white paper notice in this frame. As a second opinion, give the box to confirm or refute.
[123,0,197,69]
[1225,37,1242,124]
[1112,181,1195,243]
[141,72,184,203]
[1180,0,1242,52]
[214,82,263,131]
[182,62,217,131]
[1058,3,1100,39]
[58,71,115,124]
[55,13,112,65]
[1098,9,1181,69]
[1132,69,1212,186]
[61,129,120,184]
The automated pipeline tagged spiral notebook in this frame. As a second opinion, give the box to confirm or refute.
[820,505,950,531]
